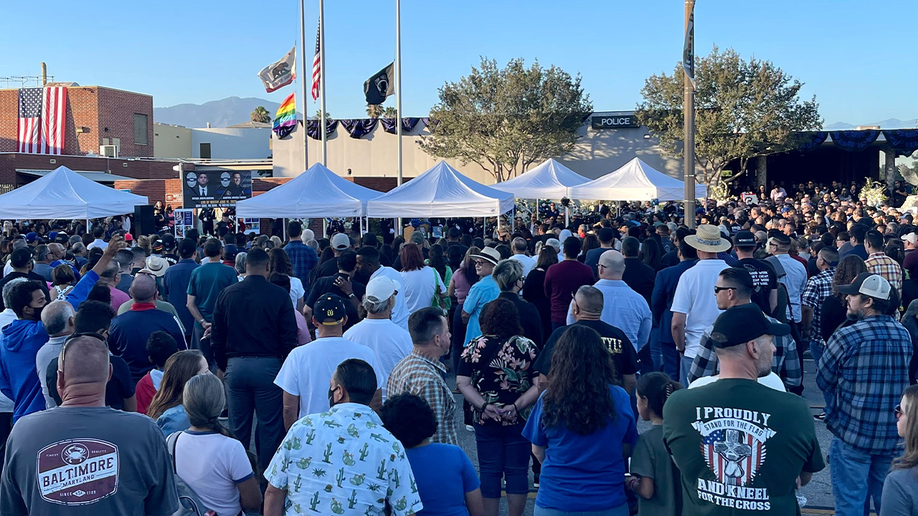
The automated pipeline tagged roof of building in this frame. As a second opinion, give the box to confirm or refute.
[227,121,272,129]
[16,169,135,182]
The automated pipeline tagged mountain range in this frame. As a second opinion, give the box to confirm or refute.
[154,96,917,131]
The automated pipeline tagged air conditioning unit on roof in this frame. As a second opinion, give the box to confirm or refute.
[99,145,119,158]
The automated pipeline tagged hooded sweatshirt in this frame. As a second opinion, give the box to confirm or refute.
[0,270,99,422]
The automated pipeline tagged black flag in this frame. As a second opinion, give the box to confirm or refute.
[364,62,395,105]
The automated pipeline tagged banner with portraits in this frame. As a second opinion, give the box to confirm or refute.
[182,170,253,209]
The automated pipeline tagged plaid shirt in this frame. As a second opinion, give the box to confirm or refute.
[687,310,801,388]
[802,267,835,346]
[284,240,318,296]
[865,252,903,295]
[816,315,913,454]
[387,349,459,445]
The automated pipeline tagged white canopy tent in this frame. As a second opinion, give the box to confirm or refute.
[0,166,148,219]
[567,157,706,201]
[367,161,514,218]
[234,163,383,218]
[489,158,590,200]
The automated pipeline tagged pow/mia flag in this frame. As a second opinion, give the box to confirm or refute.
[364,62,395,105]
[257,47,297,93]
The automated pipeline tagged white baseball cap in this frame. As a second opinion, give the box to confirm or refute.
[903,232,918,245]
[837,272,892,301]
[366,276,400,302]
[331,233,350,251]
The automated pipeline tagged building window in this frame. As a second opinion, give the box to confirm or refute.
[133,114,148,145]
[200,143,211,159]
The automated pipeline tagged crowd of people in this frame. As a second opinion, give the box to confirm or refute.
[0,178,915,516]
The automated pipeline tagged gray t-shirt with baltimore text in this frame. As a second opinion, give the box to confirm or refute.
[0,406,178,516]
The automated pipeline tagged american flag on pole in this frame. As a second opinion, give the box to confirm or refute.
[18,87,68,155]
[311,21,321,101]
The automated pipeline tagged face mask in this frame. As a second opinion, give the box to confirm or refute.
[328,386,338,408]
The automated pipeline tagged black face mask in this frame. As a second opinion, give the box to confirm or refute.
[328,386,338,409]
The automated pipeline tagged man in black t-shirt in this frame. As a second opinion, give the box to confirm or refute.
[733,231,778,317]
[534,285,637,393]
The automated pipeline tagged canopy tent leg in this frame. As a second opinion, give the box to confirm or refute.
[323,218,328,238]
[565,206,570,228]
[282,219,286,241]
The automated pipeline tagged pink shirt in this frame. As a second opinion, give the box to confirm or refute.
[294,309,312,345]
[109,287,131,313]
[452,268,474,304]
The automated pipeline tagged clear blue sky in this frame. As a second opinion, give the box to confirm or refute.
[4,0,916,124]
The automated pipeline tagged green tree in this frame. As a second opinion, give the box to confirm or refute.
[381,106,397,118]
[251,106,271,123]
[314,110,332,120]
[420,57,592,183]
[635,46,822,195]
[366,104,383,118]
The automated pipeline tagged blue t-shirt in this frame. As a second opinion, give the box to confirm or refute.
[405,443,480,516]
[186,262,238,323]
[462,275,500,344]
[523,385,638,512]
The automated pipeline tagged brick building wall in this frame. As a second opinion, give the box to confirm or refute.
[0,153,177,191]
[0,86,153,157]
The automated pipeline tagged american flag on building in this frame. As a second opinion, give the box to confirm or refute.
[311,21,321,101]
[18,87,68,155]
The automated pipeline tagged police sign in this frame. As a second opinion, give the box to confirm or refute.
[591,115,640,129]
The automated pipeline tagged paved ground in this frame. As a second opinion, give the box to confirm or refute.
[447,355,840,515]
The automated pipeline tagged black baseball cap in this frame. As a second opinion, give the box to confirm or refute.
[732,230,755,247]
[710,304,790,348]
[314,294,347,326]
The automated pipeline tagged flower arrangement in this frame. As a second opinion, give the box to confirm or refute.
[859,179,888,207]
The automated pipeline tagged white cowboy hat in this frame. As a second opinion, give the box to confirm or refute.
[684,224,732,253]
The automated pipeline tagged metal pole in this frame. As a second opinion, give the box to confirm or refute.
[395,0,403,230]
[319,0,327,165]
[299,0,309,170]
[683,0,696,229]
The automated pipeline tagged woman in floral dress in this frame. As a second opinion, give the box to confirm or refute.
[457,297,541,516]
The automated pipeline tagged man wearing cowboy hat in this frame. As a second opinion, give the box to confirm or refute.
[671,225,730,386]
[461,247,503,344]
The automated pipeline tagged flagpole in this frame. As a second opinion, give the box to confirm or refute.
[683,0,696,229]
[299,0,309,170]
[395,0,403,231]
[319,0,327,165]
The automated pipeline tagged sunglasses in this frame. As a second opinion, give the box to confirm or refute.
[714,286,736,293]
[895,405,904,419]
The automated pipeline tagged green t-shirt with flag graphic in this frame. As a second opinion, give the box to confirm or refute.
[662,378,824,515]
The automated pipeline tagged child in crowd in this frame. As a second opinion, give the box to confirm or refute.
[135,331,179,415]
[629,372,682,515]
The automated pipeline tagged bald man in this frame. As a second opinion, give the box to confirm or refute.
[568,250,651,354]
[108,274,186,383]
[34,300,75,409]
[0,336,179,515]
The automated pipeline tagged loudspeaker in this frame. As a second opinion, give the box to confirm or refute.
[134,205,155,236]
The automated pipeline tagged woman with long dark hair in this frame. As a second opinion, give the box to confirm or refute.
[148,349,209,435]
[400,243,447,315]
[170,373,263,516]
[820,255,868,344]
[523,247,558,342]
[458,298,539,516]
[268,247,304,311]
[639,237,663,271]
[523,325,637,516]
[427,243,452,284]
[880,384,918,515]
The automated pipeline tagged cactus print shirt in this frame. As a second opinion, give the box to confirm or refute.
[265,403,423,516]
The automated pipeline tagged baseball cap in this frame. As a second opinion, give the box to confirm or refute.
[25,232,37,243]
[48,231,58,241]
[732,230,756,247]
[836,272,891,301]
[471,247,501,266]
[545,238,561,252]
[124,232,133,243]
[365,276,400,303]
[710,304,790,348]
[314,294,347,325]
[161,234,176,250]
[903,232,918,245]
[152,241,163,253]
[331,233,350,251]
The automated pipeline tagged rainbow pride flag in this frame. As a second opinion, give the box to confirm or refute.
[273,93,297,139]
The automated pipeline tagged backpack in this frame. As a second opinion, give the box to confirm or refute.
[165,431,217,516]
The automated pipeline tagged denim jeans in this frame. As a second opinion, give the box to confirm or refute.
[533,504,628,516]
[829,437,897,516]
[225,356,285,471]
[660,341,681,381]
[473,423,530,498]
[679,355,694,388]
[649,327,662,372]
